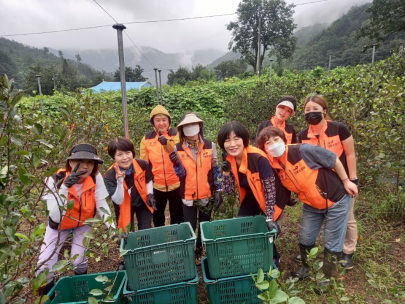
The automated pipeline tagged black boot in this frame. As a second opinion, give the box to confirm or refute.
[291,243,314,280]
[38,280,54,296]
[341,252,354,269]
[313,248,342,295]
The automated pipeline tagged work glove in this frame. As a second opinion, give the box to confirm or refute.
[158,131,168,145]
[169,151,181,167]
[147,193,157,211]
[221,160,231,173]
[213,190,223,213]
[266,220,281,235]
[64,163,87,188]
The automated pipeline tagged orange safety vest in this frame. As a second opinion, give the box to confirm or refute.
[257,117,296,144]
[143,128,179,190]
[52,170,96,230]
[104,159,152,231]
[227,146,283,221]
[298,120,348,173]
[270,144,346,210]
[176,139,213,200]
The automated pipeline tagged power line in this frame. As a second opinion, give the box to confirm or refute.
[295,0,328,6]
[0,13,237,37]
[93,0,119,23]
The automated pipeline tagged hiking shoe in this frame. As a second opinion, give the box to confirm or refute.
[341,253,354,269]
[291,266,310,280]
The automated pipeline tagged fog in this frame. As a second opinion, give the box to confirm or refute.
[0,0,370,53]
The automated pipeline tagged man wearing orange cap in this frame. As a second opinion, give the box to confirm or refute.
[140,105,184,226]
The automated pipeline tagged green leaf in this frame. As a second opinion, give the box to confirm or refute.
[18,165,29,185]
[32,270,48,295]
[11,136,22,146]
[67,199,74,211]
[88,297,98,304]
[256,280,269,290]
[104,293,114,301]
[33,123,43,135]
[52,260,69,271]
[287,297,306,304]
[36,139,54,149]
[84,232,94,239]
[119,250,128,257]
[104,284,113,292]
[10,91,24,106]
[5,227,16,242]
[99,207,110,215]
[95,275,109,283]
[44,167,59,177]
[31,153,40,169]
[257,268,264,283]
[272,290,288,303]
[85,218,101,223]
[31,223,46,241]
[14,232,29,241]
[269,279,278,296]
[89,289,103,296]
[270,269,280,279]
[34,295,49,304]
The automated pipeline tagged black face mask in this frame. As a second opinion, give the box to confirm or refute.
[305,112,323,125]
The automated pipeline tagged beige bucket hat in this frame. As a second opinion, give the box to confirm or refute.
[177,113,203,127]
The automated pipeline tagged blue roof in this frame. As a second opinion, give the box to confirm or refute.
[90,82,151,93]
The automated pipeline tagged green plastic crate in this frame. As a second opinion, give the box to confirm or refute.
[200,215,276,279]
[120,222,197,291]
[202,257,275,304]
[123,268,198,304]
[45,271,126,304]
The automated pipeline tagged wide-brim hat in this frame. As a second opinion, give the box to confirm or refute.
[67,143,103,164]
[177,113,203,128]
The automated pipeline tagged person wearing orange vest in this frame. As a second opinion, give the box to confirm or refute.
[36,144,115,296]
[168,112,222,265]
[139,105,184,227]
[256,96,297,145]
[105,137,156,233]
[217,121,291,266]
[257,127,358,295]
[298,95,358,270]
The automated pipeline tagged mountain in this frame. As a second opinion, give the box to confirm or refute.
[52,47,226,85]
[294,23,329,46]
[291,3,405,70]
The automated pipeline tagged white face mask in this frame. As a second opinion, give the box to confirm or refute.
[266,142,285,157]
[183,124,200,137]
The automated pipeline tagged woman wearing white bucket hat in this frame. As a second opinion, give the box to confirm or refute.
[169,112,222,265]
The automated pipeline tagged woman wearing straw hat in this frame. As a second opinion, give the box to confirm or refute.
[36,143,115,295]
[139,105,184,227]
[169,112,222,265]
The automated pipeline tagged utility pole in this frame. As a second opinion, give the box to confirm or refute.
[256,0,264,77]
[399,43,404,57]
[371,43,378,67]
[113,23,129,139]
[328,54,332,76]
[269,59,273,80]
[36,75,44,114]
[52,73,57,91]
[153,68,159,104]
[158,69,163,105]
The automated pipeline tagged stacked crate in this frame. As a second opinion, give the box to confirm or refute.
[200,215,276,304]
[120,222,198,304]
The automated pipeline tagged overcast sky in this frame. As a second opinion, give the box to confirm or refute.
[1,0,370,53]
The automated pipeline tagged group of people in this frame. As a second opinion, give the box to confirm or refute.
[36,94,359,296]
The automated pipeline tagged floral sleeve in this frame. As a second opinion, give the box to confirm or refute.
[222,174,235,195]
[262,175,276,220]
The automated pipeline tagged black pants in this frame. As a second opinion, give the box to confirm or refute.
[183,204,211,248]
[153,188,184,227]
[237,203,280,261]
[133,203,153,230]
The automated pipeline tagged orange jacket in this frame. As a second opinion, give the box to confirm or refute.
[176,139,214,200]
[140,128,180,192]
[227,146,283,221]
[270,144,346,210]
[256,117,297,144]
[104,159,152,231]
[52,170,96,230]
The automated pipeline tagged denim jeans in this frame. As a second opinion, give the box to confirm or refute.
[299,194,351,252]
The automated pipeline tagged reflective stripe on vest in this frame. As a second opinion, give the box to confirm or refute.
[176,140,213,200]
[227,146,283,221]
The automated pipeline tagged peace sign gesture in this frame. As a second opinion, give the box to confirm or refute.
[114,164,126,180]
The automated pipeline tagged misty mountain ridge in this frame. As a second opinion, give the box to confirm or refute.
[49,46,226,85]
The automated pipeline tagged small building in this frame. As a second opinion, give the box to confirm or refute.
[90,81,151,93]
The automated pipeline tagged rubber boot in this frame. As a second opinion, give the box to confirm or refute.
[291,244,314,280]
[341,252,354,269]
[313,248,342,295]
[74,269,87,276]
[38,279,55,301]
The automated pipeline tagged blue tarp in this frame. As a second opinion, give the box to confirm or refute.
[90,82,151,93]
